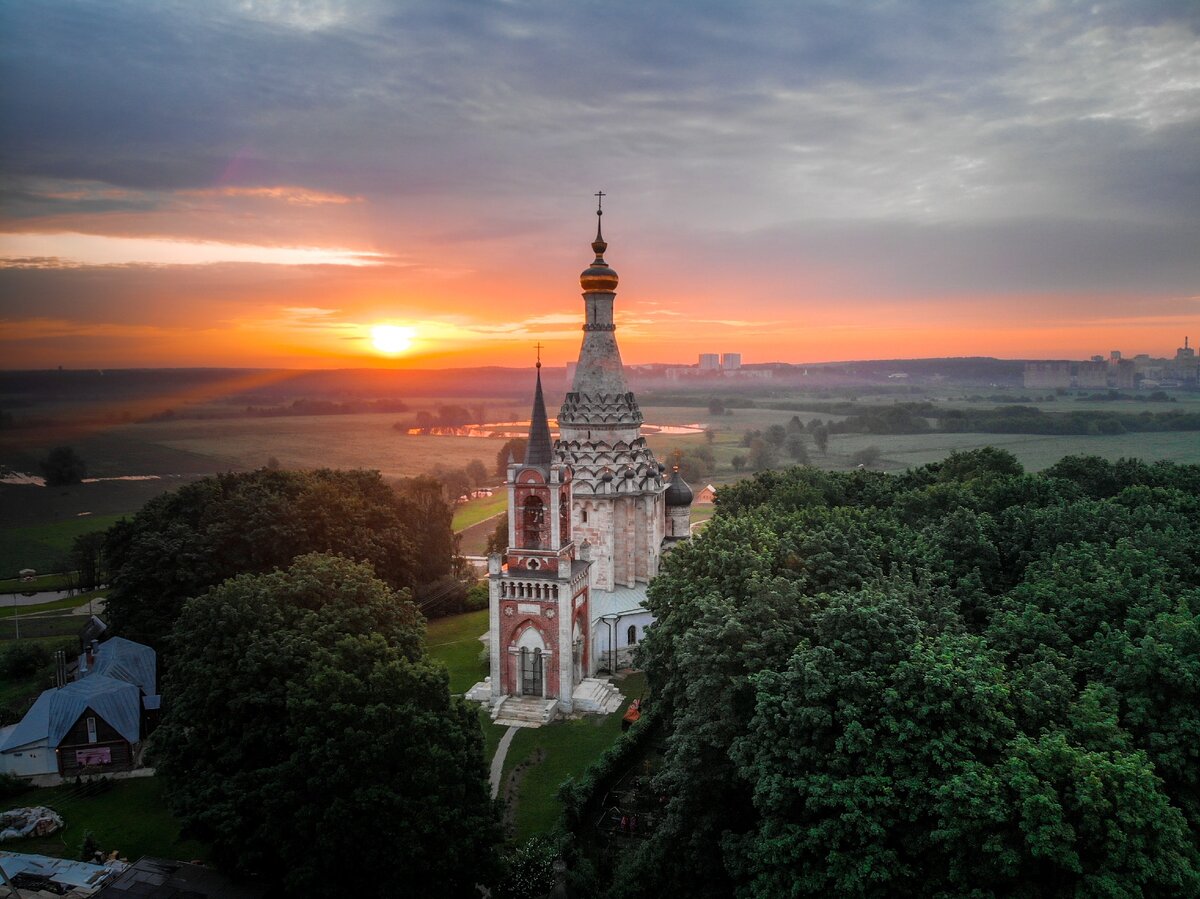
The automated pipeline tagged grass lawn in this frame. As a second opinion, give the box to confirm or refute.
[0,573,78,593]
[426,608,489,694]
[0,591,105,619]
[452,493,506,532]
[0,515,126,581]
[2,776,207,862]
[0,615,86,642]
[503,672,646,843]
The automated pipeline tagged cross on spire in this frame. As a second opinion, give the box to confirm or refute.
[594,190,606,243]
[534,342,544,368]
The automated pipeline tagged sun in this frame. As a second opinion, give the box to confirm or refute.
[371,324,414,356]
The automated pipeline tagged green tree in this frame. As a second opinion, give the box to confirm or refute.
[784,432,809,463]
[747,437,777,471]
[466,458,489,487]
[153,554,499,896]
[104,469,434,652]
[496,438,528,477]
[812,424,829,455]
[39,445,87,485]
[69,531,107,591]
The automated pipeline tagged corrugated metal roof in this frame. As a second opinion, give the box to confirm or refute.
[83,636,156,695]
[0,690,54,752]
[49,676,142,746]
[590,584,649,619]
[2,677,143,755]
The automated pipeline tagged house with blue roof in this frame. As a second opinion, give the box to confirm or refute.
[0,636,159,778]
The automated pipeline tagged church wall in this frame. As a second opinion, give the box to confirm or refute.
[591,611,653,674]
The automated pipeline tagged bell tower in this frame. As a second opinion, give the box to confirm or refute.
[487,359,590,713]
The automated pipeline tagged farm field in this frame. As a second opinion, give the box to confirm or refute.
[2,390,1198,568]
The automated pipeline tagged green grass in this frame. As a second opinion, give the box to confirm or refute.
[0,616,87,642]
[2,777,207,862]
[426,608,489,694]
[0,573,78,593]
[0,591,105,619]
[452,493,507,532]
[0,515,125,580]
[502,672,646,842]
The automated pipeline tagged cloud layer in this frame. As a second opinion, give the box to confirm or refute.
[1,0,1197,367]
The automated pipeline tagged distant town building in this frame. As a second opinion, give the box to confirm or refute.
[721,353,742,371]
[698,353,720,371]
[1023,361,1072,389]
[1076,361,1108,388]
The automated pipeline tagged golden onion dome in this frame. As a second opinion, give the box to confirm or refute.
[580,204,618,293]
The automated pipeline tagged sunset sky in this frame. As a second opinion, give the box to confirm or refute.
[1,1,1197,369]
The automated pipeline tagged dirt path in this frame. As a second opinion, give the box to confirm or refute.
[490,725,518,799]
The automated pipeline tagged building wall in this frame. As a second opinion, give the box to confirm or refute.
[57,709,134,776]
[1024,362,1071,389]
[592,611,653,674]
[0,741,56,778]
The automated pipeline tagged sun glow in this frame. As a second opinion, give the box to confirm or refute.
[371,324,415,355]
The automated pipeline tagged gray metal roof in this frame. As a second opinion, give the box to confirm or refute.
[83,636,156,695]
[590,584,649,619]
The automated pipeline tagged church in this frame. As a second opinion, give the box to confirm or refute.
[468,200,693,725]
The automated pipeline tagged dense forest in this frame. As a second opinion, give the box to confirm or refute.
[599,451,1200,897]
[102,468,459,652]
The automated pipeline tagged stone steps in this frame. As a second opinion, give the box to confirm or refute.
[572,677,624,714]
[492,696,559,728]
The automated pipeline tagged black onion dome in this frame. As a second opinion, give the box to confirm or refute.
[665,466,693,506]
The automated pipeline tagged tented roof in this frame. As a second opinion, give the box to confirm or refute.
[82,636,156,695]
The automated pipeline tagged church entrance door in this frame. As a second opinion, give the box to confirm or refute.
[521,647,543,696]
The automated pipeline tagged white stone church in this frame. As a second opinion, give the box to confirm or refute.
[467,202,693,726]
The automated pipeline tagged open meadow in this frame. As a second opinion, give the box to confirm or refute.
[2,385,1198,572]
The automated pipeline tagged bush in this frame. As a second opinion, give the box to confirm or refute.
[498,834,560,899]
[0,642,49,679]
[0,772,28,802]
[465,582,489,612]
[79,830,101,862]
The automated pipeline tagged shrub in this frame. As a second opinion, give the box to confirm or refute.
[0,642,49,679]
[0,772,28,802]
[465,582,489,612]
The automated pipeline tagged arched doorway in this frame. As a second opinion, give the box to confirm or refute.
[514,624,546,697]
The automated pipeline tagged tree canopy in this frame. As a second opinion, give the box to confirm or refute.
[608,451,1200,898]
[104,468,452,650]
[152,553,499,897]
[39,445,87,485]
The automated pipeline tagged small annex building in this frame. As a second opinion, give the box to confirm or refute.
[0,636,159,778]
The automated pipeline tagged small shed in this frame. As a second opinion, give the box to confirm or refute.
[695,484,717,504]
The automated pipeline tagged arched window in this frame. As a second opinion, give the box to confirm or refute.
[522,495,545,548]
[627,624,638,646]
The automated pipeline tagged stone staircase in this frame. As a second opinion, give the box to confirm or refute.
[572,678,624,714]
[492,695,560,728]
